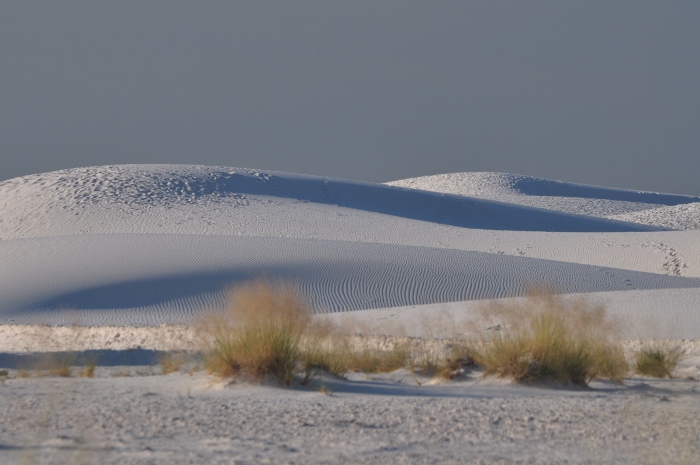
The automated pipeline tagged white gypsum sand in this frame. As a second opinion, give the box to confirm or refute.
[0,362,699,465]
[1,166,700,326]
[0,165,699,464]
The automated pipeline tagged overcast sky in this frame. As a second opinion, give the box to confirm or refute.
[1,1,699,195]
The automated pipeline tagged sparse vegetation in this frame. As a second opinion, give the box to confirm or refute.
[410,343,476,380]
[201,280,310,384]
[81,354,99,378]
[200,281,637,388]
[301,330,412,379]
[318,383,332,395]
[200,279,469,384]
[474,292,628,386]
[39,353,75,377]
[159,351,187,375]
[634,344,684,378]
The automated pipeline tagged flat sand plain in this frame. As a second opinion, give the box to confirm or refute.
[1,353,699,465]
[0,325,699,465]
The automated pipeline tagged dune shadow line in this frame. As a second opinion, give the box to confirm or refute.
[0,349,200,369]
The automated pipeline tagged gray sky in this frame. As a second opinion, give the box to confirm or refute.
[1,1,699,195]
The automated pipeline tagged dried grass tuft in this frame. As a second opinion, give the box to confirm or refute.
[201,280,419,384]
[201,279,310,384]
[34,353,75,377]
[634,344,684,378]
[475,291,628,386]
[200,281,630,387]
[81,354,99,378]
[159,352,187,375]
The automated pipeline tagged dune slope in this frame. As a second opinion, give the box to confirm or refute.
[0,165,662,238]
[2,234,698,325]
[387,172,700,229]
[1,165,699,330]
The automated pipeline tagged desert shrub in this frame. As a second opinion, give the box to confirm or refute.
[342,343,411,374]
[634,344,684,378]
[440,344,477,379]
[50,356,74,377]
[202,279,525,386]
[201,281,421,384]
[303,333,474,381]
[299,326,412,382]
[33,353,75,377]
[201,279,310,384]
[295,320,349,378]
[301,344,410,380]
[475,292,628,386]
[159,351,187,375]
[411,343,476,380]
[81,354,99,378]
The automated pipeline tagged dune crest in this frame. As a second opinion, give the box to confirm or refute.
[0,165,663,239]
[387,172,700,229]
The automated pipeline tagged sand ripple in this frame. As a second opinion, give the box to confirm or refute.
[1,235,698,326]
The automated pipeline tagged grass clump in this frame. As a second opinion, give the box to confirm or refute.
[201,279,310,385]
[322,341,410,375]
[634,344,684,378]
[475,292,627,386]
[159,352,187,375]
[81,354,99,378]
[36,353,75,377]
[284,321,412,383]
[410,343,476,381]
[201,280,418,385]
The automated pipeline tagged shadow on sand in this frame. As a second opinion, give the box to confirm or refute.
[0,349,201,369]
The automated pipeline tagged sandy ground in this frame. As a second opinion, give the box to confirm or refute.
[1,325,699,465]
[0,368,698,465]
[0,324,203,352]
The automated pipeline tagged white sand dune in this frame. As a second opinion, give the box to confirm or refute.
[608,202,700,230]
[2,234,699,326]
[0,165,664,238]
[1,165,699,336]
[385,172,699,203]
[387,172,700,229]
[323,288,700,340]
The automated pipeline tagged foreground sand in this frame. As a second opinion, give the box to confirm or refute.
[1,368,699,464]
[1,327,699,465]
